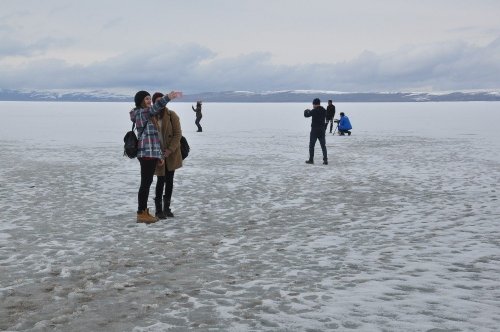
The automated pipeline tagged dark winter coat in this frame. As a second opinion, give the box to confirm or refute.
[192,105,202,119]
[155,109,183,174]
[326,104,336,120]
[304,106,327,128]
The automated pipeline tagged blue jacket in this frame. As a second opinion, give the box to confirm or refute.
[339,115,352,131]
[129,95,171,159]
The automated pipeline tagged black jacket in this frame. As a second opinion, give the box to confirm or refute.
[326,104,336,119]
[192,105,202,118]
[304,106,327,128]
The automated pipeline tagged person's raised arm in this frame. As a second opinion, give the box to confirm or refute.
[167,91,182,100]
[151,91,183,115]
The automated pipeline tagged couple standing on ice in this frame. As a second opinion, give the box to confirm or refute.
[130,90,184,224]
[304,98,352,165]
[130,91,202,224]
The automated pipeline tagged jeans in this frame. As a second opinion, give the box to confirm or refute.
[325,119,334,132]
[338,129,351,135]
[309,127,328,161]
[155,165,175,205]
[195,116,202,131]
[138,158,158,212]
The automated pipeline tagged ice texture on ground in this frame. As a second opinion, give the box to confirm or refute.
[0,102,499,331]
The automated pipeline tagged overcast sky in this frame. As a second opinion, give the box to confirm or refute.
[1,0,499,93]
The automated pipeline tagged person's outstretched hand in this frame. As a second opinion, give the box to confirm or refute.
[167,91,183,100]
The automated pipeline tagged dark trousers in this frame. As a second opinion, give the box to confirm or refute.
[338,129,351,135]
[325,119,334,132]
[195,116,202,131]
[138,158,158,212]
[309,127,328,161]
[155,166,175,205]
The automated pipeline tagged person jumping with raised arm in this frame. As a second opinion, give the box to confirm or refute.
[192,101,203,132]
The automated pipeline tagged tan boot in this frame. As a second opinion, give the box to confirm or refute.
[146,208,159,221]
[137,208,158,224]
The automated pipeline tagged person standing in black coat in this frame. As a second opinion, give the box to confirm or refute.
[192,101,203,132]
[304,98,328,165]
[325,99,336,133]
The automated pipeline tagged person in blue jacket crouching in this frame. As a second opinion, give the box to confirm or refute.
[336,112,352,136]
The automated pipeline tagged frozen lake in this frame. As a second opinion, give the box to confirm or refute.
[1,101,499,331]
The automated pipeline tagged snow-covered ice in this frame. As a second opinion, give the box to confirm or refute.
[1,101,499,331]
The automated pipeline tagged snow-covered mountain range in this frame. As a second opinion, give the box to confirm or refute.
[1,88,499,102]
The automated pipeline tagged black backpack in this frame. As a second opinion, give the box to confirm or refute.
[180,136,190,160]
[123,121,148,159]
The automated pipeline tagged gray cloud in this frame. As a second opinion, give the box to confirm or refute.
[1,38,499,92]
[0,35,73,57]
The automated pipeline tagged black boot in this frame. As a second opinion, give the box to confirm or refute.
[154,197,166,219]
[305,159,314,164]
[163,195,174,217]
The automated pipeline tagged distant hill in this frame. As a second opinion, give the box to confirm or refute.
[185,90,500,102]
[1,89,499,102]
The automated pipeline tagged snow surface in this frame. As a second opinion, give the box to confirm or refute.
[1,101,499,331]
